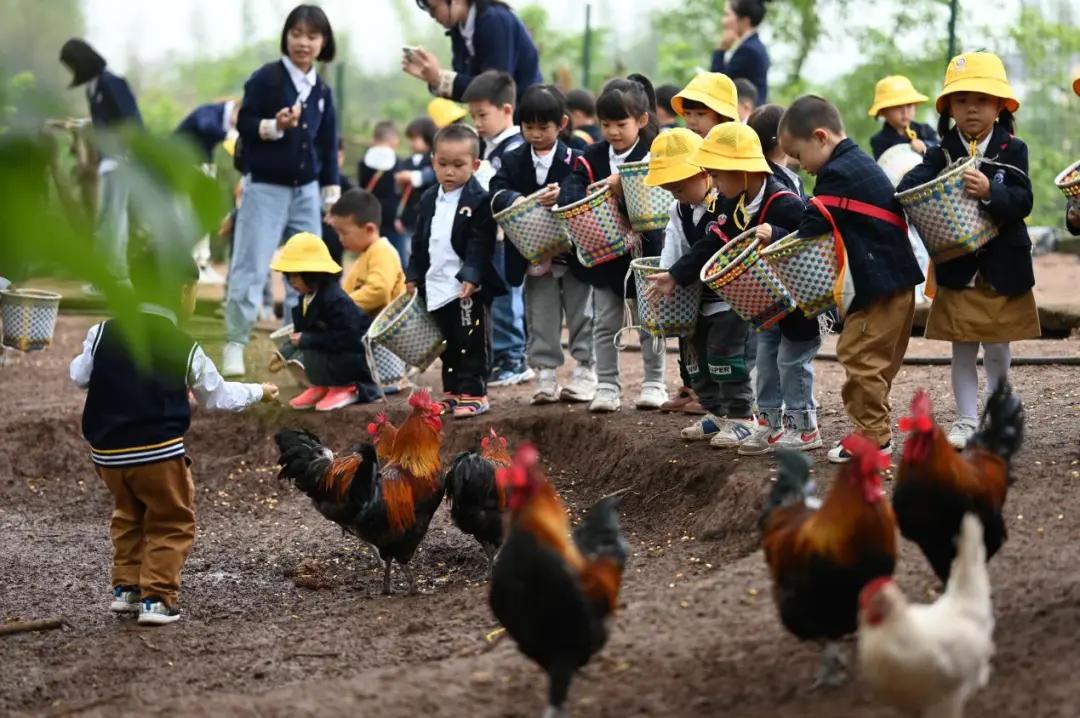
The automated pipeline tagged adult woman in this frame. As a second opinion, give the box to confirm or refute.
[710,0,771,104]
[402,0,542,103]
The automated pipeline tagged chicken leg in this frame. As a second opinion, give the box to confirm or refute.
[401,564,418,595]
[811,642,849,689]
[382,560,393,595]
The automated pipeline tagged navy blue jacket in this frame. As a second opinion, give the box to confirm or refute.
[482,131,525,174]
[87,70,142,129]
[800,138,923,312]
[237,60,339,187]
[897,125,1034,296]
[401,153,436,230]
[175,102,229,163]
[710,32,769,103]
[447,4,542,103]
[293,280,371,354]
[869,120,939,161]
[408,176,508,304]
[490,139,581,286]
[358,156,403,239]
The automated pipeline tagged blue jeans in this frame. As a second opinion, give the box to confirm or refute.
[225,180,322,345]
[490,242,526,370]
[96,166,130,282]
[755,325,821,430]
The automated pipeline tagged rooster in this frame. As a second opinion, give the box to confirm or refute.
[367,410,397,464]
[858,513,994,718]
[444,428,513,571]
[275,389,446,594]
[895,383,1023,584]
[490,445,629,718]
[761,436,897,688]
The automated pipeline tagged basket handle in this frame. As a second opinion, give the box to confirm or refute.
[614,263,665,354]
[362,335,388,403]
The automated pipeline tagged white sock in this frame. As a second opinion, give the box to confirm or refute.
[982,342,1011,395]
[951,342,980,421]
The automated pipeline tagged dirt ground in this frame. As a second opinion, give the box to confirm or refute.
[2,315,1080,717]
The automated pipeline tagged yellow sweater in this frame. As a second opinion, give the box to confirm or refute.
[341,237,406,316]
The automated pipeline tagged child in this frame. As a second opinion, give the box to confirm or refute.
[406,124,507,417]
[567,88,604,145]
[427,97,468,128]
[896,52,1037,448]
[223,4,339,378]
[868,75,939,160]
[461,70,530,387]
[558,74,666,412]
[395,117,439,249]
[655,83,682,130]
[271,232,380,411]
[748,103,804,195]
[70,246,277,625]
[734,78,758,121]
[319,137,355,266]
[330,189,407,318]
[358,121,407,266]
[779,95,923,463]
[489,85,596,405]
[671,72,738,138]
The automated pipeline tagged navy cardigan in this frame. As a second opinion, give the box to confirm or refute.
[447,4,542,103]
[897,125,1034,296]
[710,32,770,103]
[237,60,339,188]
[87,70,142,129]
[293,281,371,353]
[175,102,229,164]
[869,120,939,161]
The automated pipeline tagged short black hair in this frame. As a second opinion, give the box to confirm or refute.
[747,103,785,155]
[281,4,336,63]
[59,38,105,87]
[730,0,768,27]
[373,120,398,143]
[461,70,517,108]
[655,84,680,116]
[735,78,759,107]
[779,95,845,139]
[330,188,382,228]
[285,271,339,288]
[679,98,711,113]
[566,88,596,117]
[518,85,567,126]
[405,117,437,148]
[433,123,480,158]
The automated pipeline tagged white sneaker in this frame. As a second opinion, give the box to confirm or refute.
[777,427,824,452]
[947,418,978,450]
[588,383,621,412]
[680,414,724,441]
[561,365,598,403]
[827,440,893,464]
[137,597,181,626]
[222,342,246,377]
[634,381,668,410]
[110,585,140,613]
[710,417,757,449]
[738,418,785,456]
[531,369,560,405]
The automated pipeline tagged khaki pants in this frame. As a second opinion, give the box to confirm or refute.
[836,289,915,445]
[95,457,195,607]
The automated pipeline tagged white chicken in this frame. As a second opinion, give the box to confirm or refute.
[857,513,994,718]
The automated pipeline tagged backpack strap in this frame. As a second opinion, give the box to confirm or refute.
[814,194,907,231]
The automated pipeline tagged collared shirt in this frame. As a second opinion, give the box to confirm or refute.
[483,125,521,161]
[532,146,555,185]
[459,3,478,56]
[661,202,730,316]
[724,29,757,64]
[281,54,317,103]
[744,181,767,218]
[426,186,465,310]
[609,140,642,175]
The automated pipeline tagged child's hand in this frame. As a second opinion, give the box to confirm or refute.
[644,272,676,300]
[537,184,560,207]
[910,138,927,155]
[289,332,302,346]
[607,174,623,197]
[755,224,774,245]
[406,282,417,295]
[459,282,478,299]
[261,383,280,403]
[963,168,990,199]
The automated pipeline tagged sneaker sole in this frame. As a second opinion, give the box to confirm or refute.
[737,444,774,456]
[138,614,181,626]
[453,407,490,419]
[110,602,140,613]
[781,439,824,452]
[315,397,360,412]
[531,393,560,405]
[588,405,620,413]
[634,402,664,410]
[560,390,595,403]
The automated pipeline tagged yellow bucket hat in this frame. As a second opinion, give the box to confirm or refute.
[671,73,738,122]
[936,52,1019,113]
[689,122,772,174]
[644,129,705,187]
[427,97,467,128]
[270,232,342,274]
[867,75,929,117]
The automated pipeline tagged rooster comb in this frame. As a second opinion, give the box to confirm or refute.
[840,433,890,475]
[481,427,508,451]
[408,388,433,409]
[898,389,934,434]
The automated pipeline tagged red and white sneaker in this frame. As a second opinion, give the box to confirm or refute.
[737,418,786,456]
[315,386,360,411]
[289,386,328,410]
[778,428,824,452]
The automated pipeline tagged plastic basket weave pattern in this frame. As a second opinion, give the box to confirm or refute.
[619,160,672,231]
[895,156,998,263]
[554,187,635,268]
[371,343,405,383]
[493,188,572,264]
[366,292,445,371]
[1055,160,1080,199]
[1,289,62,352]
[700,230,794,331]
[760,232,839,318]
[631,257,701,337]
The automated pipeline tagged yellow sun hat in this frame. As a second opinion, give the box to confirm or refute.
[427,97,467,128]
[270,232,342,274]
[867,75,929,117]
[644,129,705,187]
[671,73,738,122]
[936,52,1020,113]
[688,122,772,174]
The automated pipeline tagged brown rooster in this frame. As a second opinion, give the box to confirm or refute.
[367,410,397,464]
[444,428,513,571]
[760,434,897,687]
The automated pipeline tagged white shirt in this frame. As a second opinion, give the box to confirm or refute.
[660,201,731,316]
[744,181,767,218]
[459,3,478,56]
[482,126,522,161]
[532,147,556,185]
[608,140,642,174]
[426,186,466,310]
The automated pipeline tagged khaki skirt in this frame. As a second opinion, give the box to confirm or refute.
[924,279,1040,342]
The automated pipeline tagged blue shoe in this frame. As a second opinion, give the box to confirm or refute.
[110,585,140,613]
[138,597,180,626]
[487,365,520,387]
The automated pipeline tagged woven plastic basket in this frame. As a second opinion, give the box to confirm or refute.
[371,342,405,384]
[877,143,923,188]
[0,289,62,352]
[895,156,998,263]
[630,257,701,337]
[553,186,636,268]
[700,229,794,331]
[619,160,672,232]
[365,292,444,373]
[1055,160,1080,199]
[760,232,839,318]
[493,188,572,264]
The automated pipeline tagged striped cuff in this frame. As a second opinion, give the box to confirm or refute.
[91,437,185,467]
[435,70,457,99]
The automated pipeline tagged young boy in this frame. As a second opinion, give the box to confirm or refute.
[489,84,596,405]
[406,124,507,418]
[778,95,923,463]
[358,121,407,266]
[734,78,759,122]
[70,246,277,626]
[655,83,682,130]
[567,87,603,145]
[867,75,939,161]
[671,72,739,138]
[330,188,407,318]
[461,70,530,387]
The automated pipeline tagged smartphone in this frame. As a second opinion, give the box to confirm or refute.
[403,46,419,61]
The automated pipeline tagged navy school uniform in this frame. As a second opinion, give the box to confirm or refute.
[401,153,436,231]
[446,3,542,104]
[358,157,403,241]
[290,281,378,398]
[87,69,143,129]
[710,32,770,103]
[174,102,230,164]
[869,120,940,161]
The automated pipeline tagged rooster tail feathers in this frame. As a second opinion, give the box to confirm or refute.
[573,495,629,567]
[761,449,813,528]
[274,428,333,494]
[947,514,992,614]
[444,450,485,506]
[969,382,1024,462]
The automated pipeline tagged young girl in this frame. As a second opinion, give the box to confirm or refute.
[897,52,1037,448]
[867,75,939,161]
[395,117,438,252]
[557,74,666,413]
[223,4,339,378]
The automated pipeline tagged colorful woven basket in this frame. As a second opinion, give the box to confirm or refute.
[700,229,794,331]
[760,232,839,318]
[365,292,444,375]
[1054,160,1080,199]
[895,156,998,263]
[630,257,701,337]
[619,160,672,231]
[553,186,636,268]
[0,289,62,352]
[493,188,572,264]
